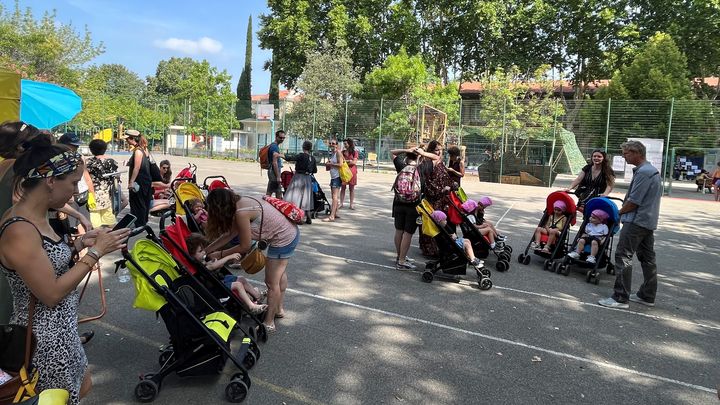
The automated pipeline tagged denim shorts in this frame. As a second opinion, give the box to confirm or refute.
[330,177,342,189]
[223,275,238,290]
[454,237,465,250]
[266,227,300,259]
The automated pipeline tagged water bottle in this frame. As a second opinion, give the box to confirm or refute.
[118,267,131,283]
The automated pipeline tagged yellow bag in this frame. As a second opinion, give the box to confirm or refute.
[339,161,353,183]
[416,199,440,237]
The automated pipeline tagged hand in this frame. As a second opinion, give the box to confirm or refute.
[80,228,103,248]
[207,251,222,261]
[93,228,132,256]
[227,253,241,262]
[79,216,93,231]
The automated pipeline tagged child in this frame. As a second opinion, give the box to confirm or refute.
[431,210,484,269]
[188,198,208,229]
[461,199,499,249]
[466,197,507,246]
[531,200,567,253]
[567,209,609,264]
[185,233,268,315]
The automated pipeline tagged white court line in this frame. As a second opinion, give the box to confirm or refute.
[294,248,720,332]
[494,202,516,226]
[284,286,715,394]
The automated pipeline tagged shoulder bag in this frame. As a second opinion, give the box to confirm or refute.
[0,296,39,404]
[239,197,267,275]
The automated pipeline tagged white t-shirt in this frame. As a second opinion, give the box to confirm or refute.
[585,223,608,237]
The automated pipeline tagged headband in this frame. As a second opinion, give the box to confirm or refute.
[25,150,83,179]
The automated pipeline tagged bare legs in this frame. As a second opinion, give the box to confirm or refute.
[395,229,414,264]
[263,258,289,329]
[324,187,340,221]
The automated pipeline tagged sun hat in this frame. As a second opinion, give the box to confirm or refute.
[590,209,609,222]
[553,200,567,211]
[461,199,478,213]
[478,196,493,207]
[430,210,447,222]
[58,132,82,146]
[120,129,140,139]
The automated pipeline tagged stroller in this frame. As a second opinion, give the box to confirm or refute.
[158,212,268,343]
[416,200,493,290]
[122,231,255,403]
[517,191,577,270]
[552,197,621,284]
[310,175,331,218]
[447,191,513,272]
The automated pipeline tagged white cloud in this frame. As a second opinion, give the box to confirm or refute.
[153,37,223,55]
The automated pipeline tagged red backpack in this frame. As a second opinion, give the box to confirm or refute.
[262,196,305,224]
[259,144,272,170]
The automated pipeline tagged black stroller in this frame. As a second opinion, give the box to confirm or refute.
[310,174,331,218]
[417,200,493,290]
[552,197,622,284]
[447,191,513,272]
[517,191,577,270]
[122,227,256,403]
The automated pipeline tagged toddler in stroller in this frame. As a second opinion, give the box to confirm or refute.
[553,196,620,284]
[517,191,577,269]
[416,200,492,290]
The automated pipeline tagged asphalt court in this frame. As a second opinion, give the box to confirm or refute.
[80,155,719,404]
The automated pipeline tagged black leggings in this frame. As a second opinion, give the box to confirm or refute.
[129,186,152,227]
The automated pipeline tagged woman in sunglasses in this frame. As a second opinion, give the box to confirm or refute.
[323,138,345,222]
[565,149,615,211]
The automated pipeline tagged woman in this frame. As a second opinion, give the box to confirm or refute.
[414,140,454,257]
[284,140,317,224]
[0,134,130,404]
[340,138,359,210]
[712,162,720,202]
[204,188,299,332]
[389,148,421,269]
[446,146,465,187]
[565,149,615,211]
[86,139,120,228]
[122,129,153,226]
[153,160,172,199]
[323,138,345,222]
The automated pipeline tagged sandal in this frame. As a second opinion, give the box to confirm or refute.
[274,311,285,319]
[322,217,335,222]
[79,330,95,345]
[250,304,267,315]
[263,323,276,333]
[257,289,268,303]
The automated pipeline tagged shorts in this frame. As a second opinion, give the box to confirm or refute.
[715,179,720,187]
[454,237,466,250]
[223,275,239,290]
[330,177,342,189]
[392,202,419,234]
[266,227,300,259]
[581,235,605,245]
[90,207,116,228]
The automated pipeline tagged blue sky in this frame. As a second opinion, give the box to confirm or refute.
[13,0,274,94]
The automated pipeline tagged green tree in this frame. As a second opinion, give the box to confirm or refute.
[362,47,429,101]
[236,16,253,120]
[0,2,104,86]
[287,41,360,137]
[82,64,145,99]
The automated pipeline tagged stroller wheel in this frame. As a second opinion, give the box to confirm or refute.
[543,260,552,271]
[495,260,509,272]
[585,270,593,283]
[257,324,269,343]
[606,263,615,275]
[247,325,258,342]
[479,277,493,290]
[553,262,563,274]
[517,253,525,264]
[421,271,434,283]
[242,349,258,370]
[498,252,511,262]
[523,254,531,265]
[504,245,513,254]
[135,378,159,403]
[225,379,249,403]
[232,372,252,389]
[476,268,491,278]
[562,264,570,276]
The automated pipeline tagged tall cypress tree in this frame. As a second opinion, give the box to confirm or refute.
[236,16,253,120]
[268,54,280,111]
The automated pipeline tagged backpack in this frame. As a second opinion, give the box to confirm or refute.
[393,164,421,203]
[262,195,305,224]
[259,144,272,170]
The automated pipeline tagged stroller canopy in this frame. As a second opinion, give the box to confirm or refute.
[126,239,182,312]
[161,216,197,274]
[546,191,577,226]
[175,182,204,215]
[584,197,621,235]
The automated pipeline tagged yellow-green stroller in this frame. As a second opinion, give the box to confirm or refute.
[124,237,254,403]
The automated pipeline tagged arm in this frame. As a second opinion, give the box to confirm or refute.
[326,150,344,167]
[618,201,639,215]
[206,253,242,270]
[601,176,615,196]
[205,232,236,254]
[390,148,413,157]
[58,203,92,230]
[413,147,441,162]
[83,169,94,194]
[128,149,142,188]
[272,148,283,179]
[0,224,129,307]
[565,172,585,190]
[346,151,358,167]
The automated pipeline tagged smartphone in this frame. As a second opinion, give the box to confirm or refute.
[112,214,137,231]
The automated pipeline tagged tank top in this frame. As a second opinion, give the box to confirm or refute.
[329,152,340,179]
[239,198,298,247]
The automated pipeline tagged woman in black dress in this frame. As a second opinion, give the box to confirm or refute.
[122,129,153,226]
[565,149,615,211]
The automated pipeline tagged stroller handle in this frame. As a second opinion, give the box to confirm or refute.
[129,225,154,239]
[202,175,229,190]
[159,210,174,231]
[171,177,194,190]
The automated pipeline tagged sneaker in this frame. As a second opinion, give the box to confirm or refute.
[404,256,416,264]
[396,261,417,270]
[496,235,507,242]
[629,293,655,307]
[586,255,596,264]
[490,242,496,249]
[470,258,484,268]
[567,251,580,259]
[598,297,629,309]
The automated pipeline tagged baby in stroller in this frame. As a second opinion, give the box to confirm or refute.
[187,198,208,230]
[566,209,609,264]
[431,210,484,270]
[467,197,507,247]
[185,233,268,315]
[530,200,568,254]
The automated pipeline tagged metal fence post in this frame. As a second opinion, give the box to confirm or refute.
[378,98,383,172]
[344,98,349,139]
[312,100,317,141]
[458,98,463,146]
[604,98,611,151]
[499,98,507,184]
[662,98,675,193]
[547,99,559,187]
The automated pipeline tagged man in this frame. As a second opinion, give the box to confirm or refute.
[266,130,286,198]
[598,140,662,309]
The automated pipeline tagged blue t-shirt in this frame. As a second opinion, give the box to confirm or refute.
[268,143,282,171]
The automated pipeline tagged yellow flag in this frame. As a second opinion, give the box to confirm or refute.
[94,128,113,142]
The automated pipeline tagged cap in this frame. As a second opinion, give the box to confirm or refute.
[553,200,567,211]
[479,196,493,207]
[590,209,609,222]
[461,199,478,213]
[430,210,447,222]
[121,129,140,139]
[58,132,82,146]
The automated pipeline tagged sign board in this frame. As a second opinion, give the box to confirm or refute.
[624,138,664,182]
[612,156,626,172]
[256,104,274,120]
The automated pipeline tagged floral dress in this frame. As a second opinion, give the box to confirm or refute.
[419,161,454,257]
[86,157,119,211]
[0,217,86,405]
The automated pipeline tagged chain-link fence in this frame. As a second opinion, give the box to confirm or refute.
[65,95,720,187]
